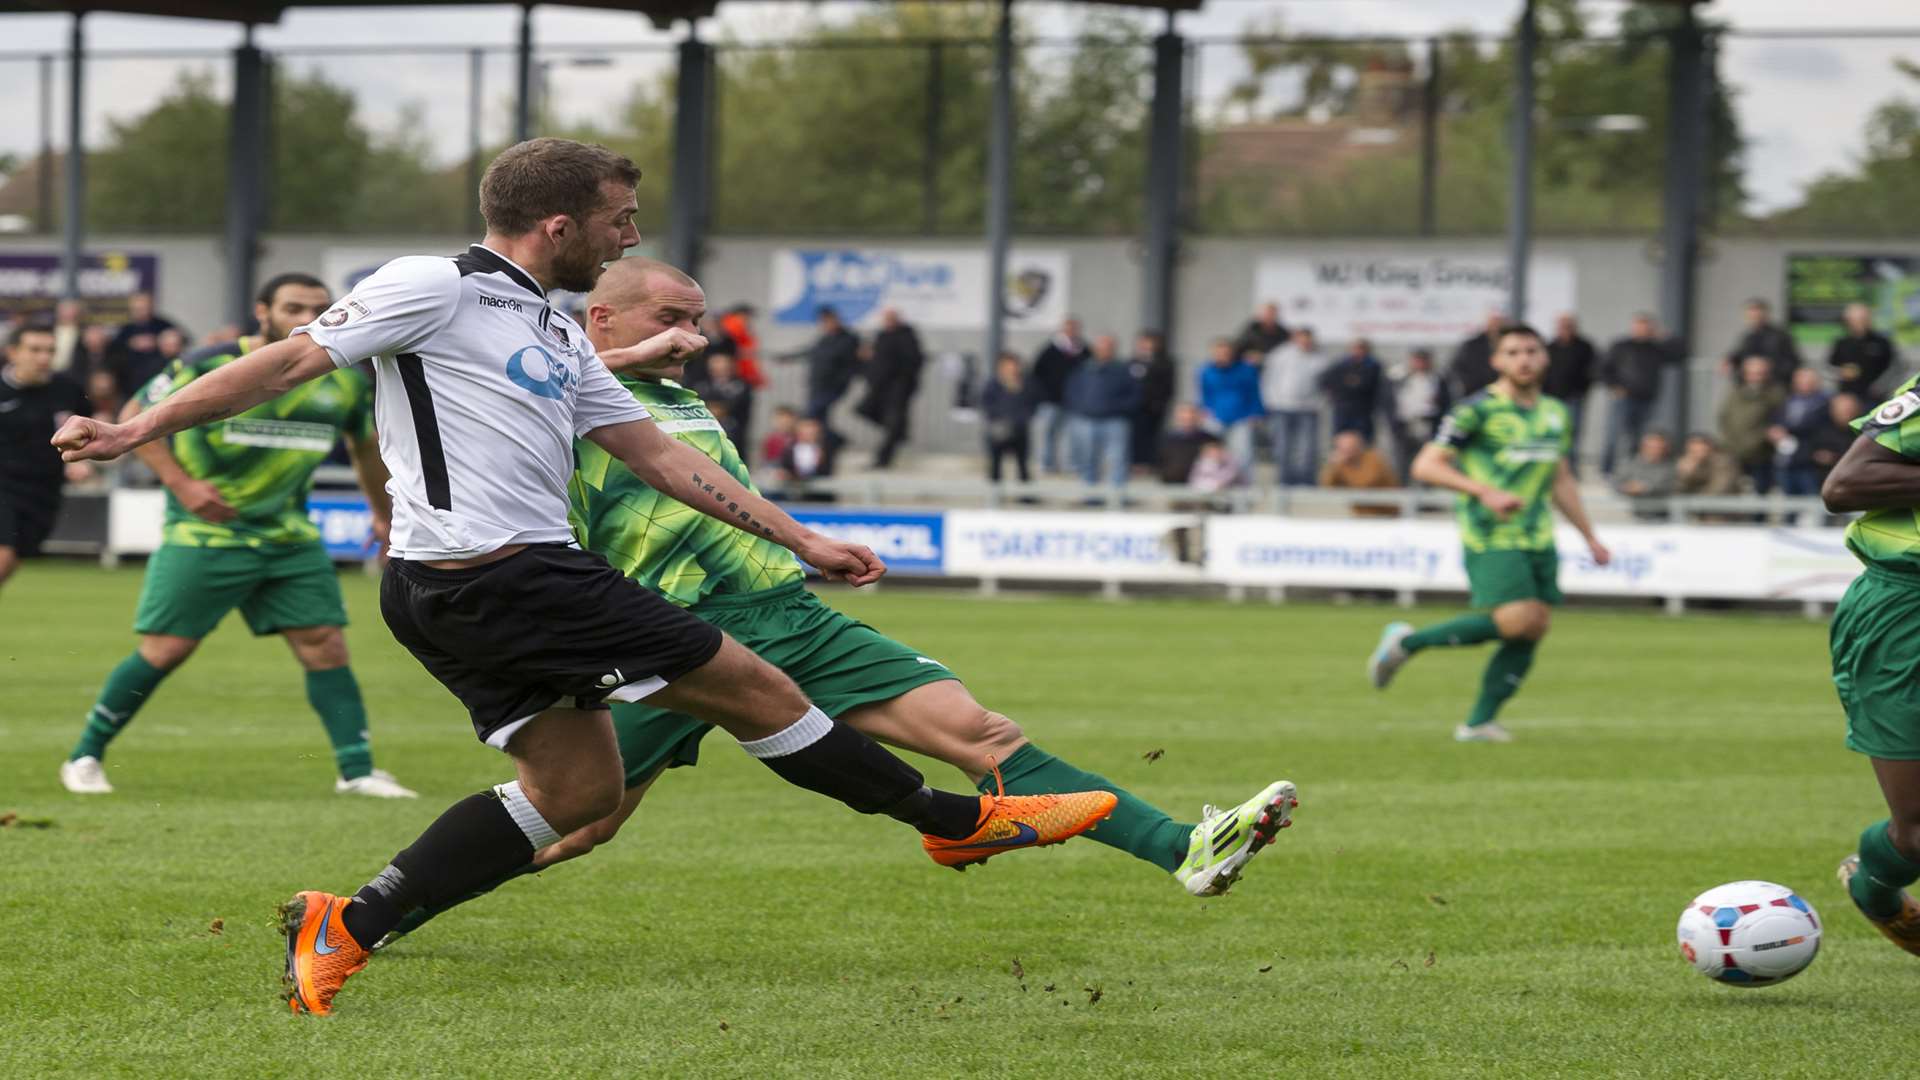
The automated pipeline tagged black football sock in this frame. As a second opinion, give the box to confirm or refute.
[738,707,983,840]
[339,782,557,950]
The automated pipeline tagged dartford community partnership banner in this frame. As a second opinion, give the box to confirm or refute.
[1252,253,1576,346]
[1785,253,1920,351]
[769,248,1069,330]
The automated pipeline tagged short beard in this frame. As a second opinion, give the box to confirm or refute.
[552,240,605,294]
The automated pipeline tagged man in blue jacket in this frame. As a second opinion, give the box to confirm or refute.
[1065,334,1140,488]
[1199,337,1263,466]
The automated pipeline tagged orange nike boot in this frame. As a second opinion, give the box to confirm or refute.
[278,890,370,1016]
[922,762,1118,870]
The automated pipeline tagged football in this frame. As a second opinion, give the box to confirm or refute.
[1675,881,1823,987]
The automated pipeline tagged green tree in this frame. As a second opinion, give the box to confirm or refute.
[1765,60,1920,234]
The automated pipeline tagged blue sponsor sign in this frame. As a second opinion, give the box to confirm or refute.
[307,493,379,560]
[787,508,945,574]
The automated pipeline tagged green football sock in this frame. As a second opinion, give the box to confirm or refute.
[1403,614,1500,653]
[1851,820,1920,918]
[977,742,1193,873]
[70,651,172,762]
[306,666,374,780]
[385,861,542,940]
[1466,638,1536,727]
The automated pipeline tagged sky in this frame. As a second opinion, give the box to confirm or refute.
[0,0,1915,215]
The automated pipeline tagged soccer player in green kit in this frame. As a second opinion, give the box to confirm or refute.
[1367,323,1610,742]
[59,273,415,799]
[374,257,1296,946]
[1826,374,1920,955]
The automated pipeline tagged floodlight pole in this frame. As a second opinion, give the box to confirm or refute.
[467,47,485,231]
[38,54,54,234]
[984,0,1015,368]
[1505,0,1536,322]
[665,21,714,278]
[1141,12,1185,343]
[514,4,535,142]
[1659,7,1710,437]
[60,13,84,302]
[225,26,269,328]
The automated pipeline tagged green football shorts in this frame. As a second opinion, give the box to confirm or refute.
[1830,566,1920,760]
[133,542,348,639]
[1464,547,1563,609]
[614,580,961,788]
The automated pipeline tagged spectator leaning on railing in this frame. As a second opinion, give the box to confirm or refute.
[1612,430,1677,519]
[981,351,1034,483]
[1719,355,1788,493]
[1828,302,1897,400]
[1159,402,1213,487]
[1199,337,1264,466]
[1262,325,1332,487]
[1675,432,1743,497]
[1064,334,1138,489]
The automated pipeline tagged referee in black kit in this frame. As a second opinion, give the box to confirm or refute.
[53,137,1114,1016]
[2,322,91,593]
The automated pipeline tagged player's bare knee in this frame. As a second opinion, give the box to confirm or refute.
[285,626,349,670]
[138,634,198,670]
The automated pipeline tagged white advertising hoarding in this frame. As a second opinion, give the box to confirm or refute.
[1252,253,1576,345]
[945,510,1202,581]
[1205,517,1860,602]
[769,248,1068,331]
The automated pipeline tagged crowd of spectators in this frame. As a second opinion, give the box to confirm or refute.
[0,291,213,422]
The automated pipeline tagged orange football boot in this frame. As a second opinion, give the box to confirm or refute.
[278,890,370,1015]
[922,760,1118,870]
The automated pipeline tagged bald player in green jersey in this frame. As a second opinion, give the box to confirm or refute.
[59,273,415,799]
[373,258,1298,945]
[1826,374,1920,956]
[1366,323,1610,742]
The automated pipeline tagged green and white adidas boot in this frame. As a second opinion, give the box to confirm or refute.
[1173,780,1298,898]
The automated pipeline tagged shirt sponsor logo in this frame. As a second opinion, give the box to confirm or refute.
[479,295,523,312]
[222,418,337,452]
[1875,392,1919,426]
[505,345,575,401]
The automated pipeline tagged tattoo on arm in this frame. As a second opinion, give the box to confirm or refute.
[690,471,777,538]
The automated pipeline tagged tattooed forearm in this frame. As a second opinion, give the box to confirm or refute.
[689,471,778,538]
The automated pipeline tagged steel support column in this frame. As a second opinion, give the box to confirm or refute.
[38,55,54,233]
[1659,10,1710,435]
[225,32,269,327]
[665,29,714,277]
[514,4,535,142]
[467,47,485,230]
[1140,23,1184,342]
[1505,0,1536,321]
[984,0,1015,366]
[60,14,84,301]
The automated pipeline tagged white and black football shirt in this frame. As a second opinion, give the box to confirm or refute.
[297,244,649,560]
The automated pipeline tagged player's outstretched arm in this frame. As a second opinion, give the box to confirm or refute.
[1824,437,1920,513]
[116,396,238,523]
[583,418,886,586]
[1549,459,1610,566]
[52,337,337,463]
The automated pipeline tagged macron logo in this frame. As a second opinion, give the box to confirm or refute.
[479,295,523,312]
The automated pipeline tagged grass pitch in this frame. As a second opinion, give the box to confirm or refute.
[0,561,1907,1077]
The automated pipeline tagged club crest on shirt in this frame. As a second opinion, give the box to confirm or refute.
[1876,392,1920,427]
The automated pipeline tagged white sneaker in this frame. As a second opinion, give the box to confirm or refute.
[336,768,418,799]
[1453,722,1514,743]
[1172,780,1298,898]
[1368,621,1415,689]
[60,756,114,794]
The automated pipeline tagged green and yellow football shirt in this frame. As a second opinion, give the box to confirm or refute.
[135,337,374,549]
[569,377,802,607]
[1433,388,1572,553]
[1844,374,1920,573]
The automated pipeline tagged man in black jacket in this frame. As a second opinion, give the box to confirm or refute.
[1,323,93,592]
[856,308,924,469]
[1447,312,1506,399]
[1232,302,1288,359]
[1722,298,1800,387]
[1127,330,1176,470]
[1828,302,1898,399]
[786,306,861,425]
[1600,313,1679,477]
[1545,313,1598,472]
[1029,317,1088,475]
